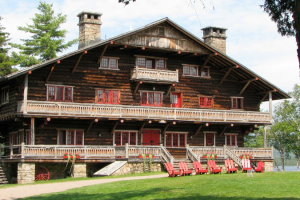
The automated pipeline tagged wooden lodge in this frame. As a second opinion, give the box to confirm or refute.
[0,12,289,184]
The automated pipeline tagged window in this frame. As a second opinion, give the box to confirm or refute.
[58,130,84,145]
[204,132,216,146]
[96,89,119,104]
[114,131,137,146]
[140,91,163,106]
[1,86,9,104]
[182,65,210,77]
[199,96,213,108]
[231,97,244,109]
[47,85,73,102]
[100,57,118,69]
[225,133,237,146]
[158,27,165,36]
[165,133,186,147]
[9,132,19,145]
[25,130,32,145]
[136,56,166,69]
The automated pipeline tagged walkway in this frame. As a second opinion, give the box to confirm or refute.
[0,174,167,200]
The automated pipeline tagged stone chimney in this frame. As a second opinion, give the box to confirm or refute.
[201,26,227,54]
[77,11,102,49]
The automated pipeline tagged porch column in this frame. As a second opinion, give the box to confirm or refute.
[17,163,35,184]
[23,74,28,114]
[30,118,35,145]
[269,92,272,117]
[264,125,267,148]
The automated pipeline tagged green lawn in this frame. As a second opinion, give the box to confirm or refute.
[20,171,300,200]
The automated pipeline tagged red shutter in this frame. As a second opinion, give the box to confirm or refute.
[200,97,205,107]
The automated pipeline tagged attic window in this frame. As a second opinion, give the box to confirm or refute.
[158,27,165,36]
[87,14,91,19]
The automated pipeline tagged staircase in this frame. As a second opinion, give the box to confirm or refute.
[173,158,194,171]
[224,146,242,168]
[0,163,8,185]
[166,148,194,170]
[93,161,127,176]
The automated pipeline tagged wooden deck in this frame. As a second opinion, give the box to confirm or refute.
[130,67,179,83]
[16,100,272,124]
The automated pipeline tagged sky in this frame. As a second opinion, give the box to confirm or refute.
[0,0,299,111]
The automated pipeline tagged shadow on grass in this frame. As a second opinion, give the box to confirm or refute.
[23,187,300,200]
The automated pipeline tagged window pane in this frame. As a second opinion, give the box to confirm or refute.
[237,98,243,109]
[200,97,205,107]
[156,59,165,69]
[56,87,64,101]
[101,58,108,68]
[232,135,236,146]
[122,132,129,145]
[179,134,185,147]
[109,59,117,69]
[173,133,178,147]
[154,93,161,106]
[137,57,146,67]
[201,67,209,77]
[183,66,190,75]
[130,132,136,145]
[105,90,111,103]
[76,131,83,145]
[172,94,178,104]
[141,92,147,105]
[146,60,153,69]
[112,91,119,104]
[166,133,172,146]
[25,130,31,145]
[148,92,154,106]
[67,130,74,145]
[65,87,72,101]
[191,66,197,75]
[115,132,121,146]
[226,135,231,146]
[59,130,66,145]
[97,89,104,103]
[48,86,55,101]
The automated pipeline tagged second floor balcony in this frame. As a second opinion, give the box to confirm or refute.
[16,100,272,124]
[130,67,179,83]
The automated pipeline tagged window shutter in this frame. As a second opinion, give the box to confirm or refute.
[200,97,205,107]
[232,98,237,109]
[207,97,213,107]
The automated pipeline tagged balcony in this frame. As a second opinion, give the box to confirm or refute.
[16,100,272,124]
[130,67,179,83]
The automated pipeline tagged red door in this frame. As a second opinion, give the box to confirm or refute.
[142,130,160,146]
[172,93,181,108]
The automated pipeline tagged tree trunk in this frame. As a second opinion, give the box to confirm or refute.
[280,150,285,171]
[293,0,300,68]
[273,160,280,171]
[297,157,300,171]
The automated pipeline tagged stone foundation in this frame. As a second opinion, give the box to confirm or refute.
[17,163,35,184]
[112,162,162,176]
[264,161,273,172]
[73,163,87,178]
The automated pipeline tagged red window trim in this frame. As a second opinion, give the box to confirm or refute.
[165,132,186,147]
[226,134,237,146]
[96,89,119,104]
[114,131,137,146]
[140,91,162,107]
[199,96,213,108]
[47,85,73,102]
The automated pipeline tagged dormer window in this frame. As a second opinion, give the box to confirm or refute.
[136,56,166,69]
[100,57,119,69]
[182,65,210,78]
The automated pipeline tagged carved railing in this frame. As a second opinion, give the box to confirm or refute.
[16,101,272,124]
[128,145,161,157]
[186,145,199,162]
[224,146,242,168]
[131,67,179,83]
[160,145,174,164]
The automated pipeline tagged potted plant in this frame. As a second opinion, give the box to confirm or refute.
[239,153,252,159]
[202,152,217,160]
[63,152,80,159]
[138,153,155,158]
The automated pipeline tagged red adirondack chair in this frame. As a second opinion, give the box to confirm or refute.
[193,161,208,175]
[207,160,222,174]
[179,162,193,176]
[254,161,264,173]
[225,159,238,173]
[165,163,181,177]
[242,159,252,173]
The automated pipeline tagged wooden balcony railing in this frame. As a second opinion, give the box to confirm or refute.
[0,144,273,160]
[17,100,272,123]
[131,67,179,83]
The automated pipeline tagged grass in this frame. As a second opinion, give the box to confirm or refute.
[19,171,300,200]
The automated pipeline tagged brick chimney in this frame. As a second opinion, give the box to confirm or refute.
[201,26,227,54]
[77,11,102,49]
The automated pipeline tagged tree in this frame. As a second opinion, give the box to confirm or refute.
[261,0,300,68]
[244,127,264,148]
[10,1,77,67]
[0,16,15,77]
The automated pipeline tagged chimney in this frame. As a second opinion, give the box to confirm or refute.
[77,11,102,49]
[201,26,227,54]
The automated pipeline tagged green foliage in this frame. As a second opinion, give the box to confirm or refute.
[261,0,295,36]
[0,16,15,77]
[20,172,300,199]
[10,1,77,67]
[244,126,264,148]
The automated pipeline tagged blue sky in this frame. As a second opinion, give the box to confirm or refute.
[1,0,299,110]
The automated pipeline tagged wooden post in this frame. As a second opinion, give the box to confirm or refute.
[21,142,25,158]
[23,74,28,114]
[125,143,129,158]
[269,92,273,117]
[10,144,13,159]
[30,118,35,145]
[264,125,267,148]
[54,146,57,159]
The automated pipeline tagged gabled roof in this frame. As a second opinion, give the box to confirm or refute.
[0,17,290,100]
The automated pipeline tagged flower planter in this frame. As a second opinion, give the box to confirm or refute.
[239,156,252,159]
[63,156,80,159]
[138,155,155,158]
[202,156,217,159]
